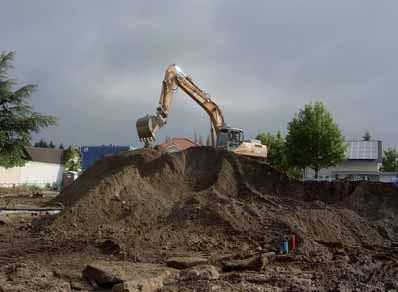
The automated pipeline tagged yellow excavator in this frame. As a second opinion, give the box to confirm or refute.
[136,64,267,159]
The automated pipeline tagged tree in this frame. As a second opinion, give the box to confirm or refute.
[382,148,398,172]
[34,138,57,148]
[34,138,48,148]
[64,146,81,171]
[0,52,56,168]
[285,101,346,178]
[256,131,288,171]
[256,130,302,178]
[198,134,203,145]
[363,130,372,141]
[164,135,171,143]
[59,143,64,149]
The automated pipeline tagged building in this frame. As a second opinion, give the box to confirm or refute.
[0,147,64,187]
[80,145,132,171]
[304,140,394,182]
[157,138,199,153]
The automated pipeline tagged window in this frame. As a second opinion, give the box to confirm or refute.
[216,132,228,147]
[228,131,241,143]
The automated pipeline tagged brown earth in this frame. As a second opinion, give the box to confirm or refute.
[1,146,398,291]
[50,147,398,253]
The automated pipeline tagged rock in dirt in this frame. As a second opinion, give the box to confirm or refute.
[83,263,125,287]
[0,217,11,226]
[112,275,165,292]
[222,254,267,272]
[98,239,122,255]
[166,256,208,269]
[179,264,220,281]
[83,261,175,289]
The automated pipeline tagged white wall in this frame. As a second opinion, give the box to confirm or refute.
[0,161,64,187]
[165,145,182,153]
[380,174,398,183]
[305,160,381,179]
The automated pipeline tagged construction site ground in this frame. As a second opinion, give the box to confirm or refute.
[1,147,398,292]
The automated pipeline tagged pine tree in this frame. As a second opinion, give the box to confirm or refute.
[34,139,48,148]
[0,52,56,168]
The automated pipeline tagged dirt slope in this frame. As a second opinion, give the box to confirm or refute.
[49,147,398,254]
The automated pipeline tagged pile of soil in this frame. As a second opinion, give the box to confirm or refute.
[49,147,398,255]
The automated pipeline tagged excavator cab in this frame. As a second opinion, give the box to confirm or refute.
[216,127,244,151]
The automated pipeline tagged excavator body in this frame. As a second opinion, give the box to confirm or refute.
[217,127,267,159]
[136,64,267,159]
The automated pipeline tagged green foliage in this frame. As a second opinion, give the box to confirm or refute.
[285,101,346,178]
[64,146,81,171]
[34,138,48,147]
[363,130,372,141]
[256,131,302,178]
[33,138,57,148]
[256,131,288,171]
[382,148,398,172]
[0,51,56,168]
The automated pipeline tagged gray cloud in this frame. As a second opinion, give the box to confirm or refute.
[1,0,397,148]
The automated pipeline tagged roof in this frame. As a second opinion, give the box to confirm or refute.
[345,140,382,161]
[158,138,199,151]
[24,147,64,165]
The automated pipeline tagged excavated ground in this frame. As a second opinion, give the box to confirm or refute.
[1,146,398,291]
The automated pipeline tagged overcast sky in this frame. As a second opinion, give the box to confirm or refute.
[1,1,397,148]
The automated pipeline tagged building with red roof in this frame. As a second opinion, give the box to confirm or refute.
[158,138,199,153]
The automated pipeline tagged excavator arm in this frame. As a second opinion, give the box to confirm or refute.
[136,64,225,145]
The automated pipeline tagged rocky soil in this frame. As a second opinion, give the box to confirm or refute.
[1,146,398,291]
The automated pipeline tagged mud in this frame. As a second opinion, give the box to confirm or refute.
[1,147,398,291]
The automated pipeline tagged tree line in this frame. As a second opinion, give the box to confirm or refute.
[256,103,398,176]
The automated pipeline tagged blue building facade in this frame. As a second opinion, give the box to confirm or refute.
[80,145,131,171]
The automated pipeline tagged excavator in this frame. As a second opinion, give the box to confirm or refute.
[136,64,267,159]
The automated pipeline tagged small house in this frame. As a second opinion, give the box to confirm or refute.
[305,140,383,181]
[0,147,64,187]
[157,138,199,153]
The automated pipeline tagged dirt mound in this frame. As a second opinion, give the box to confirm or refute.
[49,147,398,254]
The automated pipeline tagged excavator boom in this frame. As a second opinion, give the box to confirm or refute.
[136,64,224,145]
[136,64,267,159]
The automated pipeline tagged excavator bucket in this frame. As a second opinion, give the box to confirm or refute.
[136,115,158,142]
